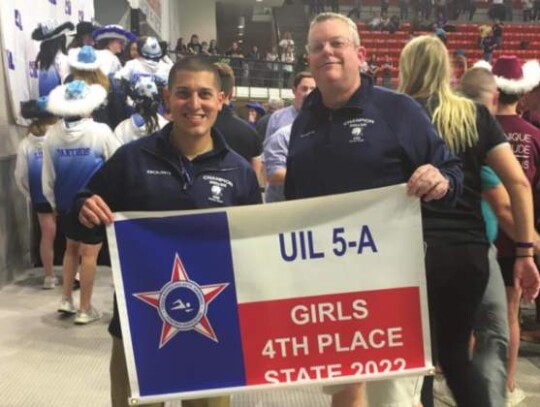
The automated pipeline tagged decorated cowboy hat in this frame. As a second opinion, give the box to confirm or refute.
[92,24,136,43]
[20,97,55,119]
[68,46,100,71]
[47,80,107,117]
[246,101,266,116]
[492,56,540,94]
[32,21,74,42]
[71,21,97,37]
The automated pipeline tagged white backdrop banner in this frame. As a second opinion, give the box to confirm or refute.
[0,0,94,125]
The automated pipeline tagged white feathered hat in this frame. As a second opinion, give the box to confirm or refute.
[68,46,100,71]
[47,80,107,117]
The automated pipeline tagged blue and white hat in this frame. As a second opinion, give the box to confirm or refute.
[47,80,107,117]
[92,24,136,43]
[132,76,159,100]
[68,46,100,71]
[32,21,74,42]
[140,37,162,59]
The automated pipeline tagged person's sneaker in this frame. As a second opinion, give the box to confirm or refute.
[433,374,457,406]
[57,298,76,314]
[74,307,102,325]
[43,276,58,289]
[507,386,526,407]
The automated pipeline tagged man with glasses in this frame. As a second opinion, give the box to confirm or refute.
[284,12,463,407]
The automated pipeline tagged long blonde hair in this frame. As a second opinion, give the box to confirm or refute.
[70,68,111,92]
[398,35,478,153]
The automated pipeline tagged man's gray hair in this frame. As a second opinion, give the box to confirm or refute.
[308,12,360,47]
[268,97,284,111]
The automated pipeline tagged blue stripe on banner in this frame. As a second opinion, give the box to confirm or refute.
[114,212,247,396]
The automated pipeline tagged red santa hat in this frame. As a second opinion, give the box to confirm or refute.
[492,56,540,94]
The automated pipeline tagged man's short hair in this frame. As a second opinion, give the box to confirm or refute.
[167,56,222,90]
[293,71,314,89]
[213,62,235,98]
[309,12,360,47]
[459,67,496,103]
[498,90,520,106]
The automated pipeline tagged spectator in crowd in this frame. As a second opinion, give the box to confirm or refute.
[76,56,261,407]
[187,34,203,55]
[367,11,383,30]
[348,0,362,20]
[384,15,401,33]
[67,21,96,50]
[523,0,534,22]
[226,41,244,57]
[174,37,187,55]
[481,31,497,63]
[208,39,219,55]
[489,0,505,20]
[534,0,540,21]
[492,56,540,406]
[43,80,119,325]
[126,40,140,62]
[265,71,316,140]
[327,0,340,12]
[279,31,295,58]
[400,0,410,20]
[214,62,263,179]
[367,53,380,84]
[246,101,266,128]
[32,21,74,97]
[159,41,174,66]
[379,11,390,31]
[247,45,261,60]
[256,97,284,143]
[15,99,59,289]
[114,76,168,145]
[294,50,309,73]
[265,45,280,87]
[200,41,211,56]
[280,44,295,87]
[93,24,136,76]
[492,18,503,47]
[381,0,390,13]
[381,55,393,88]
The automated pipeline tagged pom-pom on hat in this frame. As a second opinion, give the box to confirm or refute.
[32,21,75,42]
[140,37,162,59]
[47,80,107,117]
[20,97,55,119]
[68,46,100,71]
[92,25,136,43]
[492,56,540,94]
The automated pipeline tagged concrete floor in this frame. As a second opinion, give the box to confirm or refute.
[0,267,538,407]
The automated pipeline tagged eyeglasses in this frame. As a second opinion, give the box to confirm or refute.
[305,37,355,54]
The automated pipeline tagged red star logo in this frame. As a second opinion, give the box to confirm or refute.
[133,253,229,349]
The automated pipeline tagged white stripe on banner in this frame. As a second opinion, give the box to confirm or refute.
[107,184,433,405]
[0,0,94,125]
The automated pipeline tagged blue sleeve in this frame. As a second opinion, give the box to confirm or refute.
[263,125,291,177]
[481,165,502,192]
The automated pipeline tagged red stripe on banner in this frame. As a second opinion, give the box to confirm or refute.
[238,287,426,385]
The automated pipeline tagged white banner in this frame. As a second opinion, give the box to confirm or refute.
[107,184,433,404]
[0,0,94,125]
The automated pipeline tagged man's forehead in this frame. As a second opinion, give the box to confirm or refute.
[171,70,218,89]
[309,20,349,39]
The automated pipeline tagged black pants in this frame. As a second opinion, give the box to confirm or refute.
[424,244,490,407]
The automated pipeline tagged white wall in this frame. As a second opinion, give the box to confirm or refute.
[170,0,217,46]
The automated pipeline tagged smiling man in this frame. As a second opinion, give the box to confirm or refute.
[284,13,463,407]
[74,56,261,407]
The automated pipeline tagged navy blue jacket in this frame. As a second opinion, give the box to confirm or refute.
[285,74,462,205]
[75,122,262,338]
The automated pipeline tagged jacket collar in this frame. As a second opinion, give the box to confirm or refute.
[304,73,374,113]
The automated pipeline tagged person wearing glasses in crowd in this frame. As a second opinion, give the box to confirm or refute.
[285,12,463,407]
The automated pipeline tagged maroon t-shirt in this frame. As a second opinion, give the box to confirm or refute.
[495,114,540,257]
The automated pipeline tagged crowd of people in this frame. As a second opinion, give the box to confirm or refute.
[12,9,540,407]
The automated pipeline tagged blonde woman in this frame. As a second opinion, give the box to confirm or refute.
[398,35,540,406]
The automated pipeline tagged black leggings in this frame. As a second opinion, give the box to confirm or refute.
[424,244,490,407]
